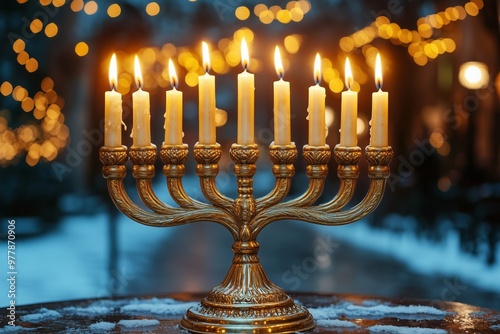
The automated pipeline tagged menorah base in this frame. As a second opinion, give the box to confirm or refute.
[180,241,315,333]
[181,297,314,333]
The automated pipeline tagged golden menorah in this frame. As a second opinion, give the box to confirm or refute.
[99,139,392,333]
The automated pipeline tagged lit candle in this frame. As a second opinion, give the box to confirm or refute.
[371,53,388,147]
[237,38,255,145]
[340,58,358,147]
[307,53,326,146]
[273,46,291,145]
[199,41,216,144]
[104,53,123,147]
[164,59,183,145]
[132,55,151,146]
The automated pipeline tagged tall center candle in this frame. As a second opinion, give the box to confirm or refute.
[104,53,123,147]
[340,58,358,147]
[273,46,291,145]
[237,38,255,145]
[198,41,216,145]
[132,55,151,146]
[370,53,389,147]
[164,59,183,145]
[307,53,326,146]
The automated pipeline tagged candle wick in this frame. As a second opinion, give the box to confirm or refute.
[314,75,321,86]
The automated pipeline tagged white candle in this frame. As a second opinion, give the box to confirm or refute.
[307,53,326,146]
[237,38,255,145]
[164,59,183,145]
[132,55,151,146]
[371,53,388,147]
[273,46,291,145]
[104,53,123,147]
[340,57,358,147]
[199,41,216,145]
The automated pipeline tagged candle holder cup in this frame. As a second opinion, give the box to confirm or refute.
[100,141,393,333]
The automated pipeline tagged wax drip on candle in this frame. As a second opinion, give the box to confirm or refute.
[108,53,127,132]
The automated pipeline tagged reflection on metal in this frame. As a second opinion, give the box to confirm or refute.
[459,61,490,89]
[100,142,392,333]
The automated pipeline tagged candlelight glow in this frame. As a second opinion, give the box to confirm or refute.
[202,41,211,73]
[134,55,143,89]
[241,38,249,70]
[375,53,383,90]
[345,57,353,90]
[168,59,178,89]
[314,53,321,84]
[109,53,118,90]
[274,46,284,79]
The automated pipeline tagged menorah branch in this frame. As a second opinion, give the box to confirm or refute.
[250,146,392,236]
[317,145,362,212]
[193,143,235,214]
[161,144,207,209]
[255,143,297,211]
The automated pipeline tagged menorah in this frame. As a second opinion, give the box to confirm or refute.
[99,139,393,332]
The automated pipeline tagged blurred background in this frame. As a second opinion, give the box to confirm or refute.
[1,0,499,310]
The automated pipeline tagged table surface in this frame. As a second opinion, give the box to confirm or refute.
[2,292,500,333]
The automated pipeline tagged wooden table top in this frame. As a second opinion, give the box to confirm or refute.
[2,292,500,333]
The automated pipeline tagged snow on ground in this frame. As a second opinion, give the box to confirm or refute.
[117,319,160,328]
[313,214,500,293]
[89,321,115,331]
[120,297,198,315]
[308,301,448,320]
[367,325,447,333]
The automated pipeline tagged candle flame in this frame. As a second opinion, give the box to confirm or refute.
[134,55,143,89]
[345,57,353,90]
[274,46,284,79]
[202,41,211,73]
[241,38,249,70]
[375,53,383,90]
[314,53,321,85]
[168,59,178,89]
[109,53,118,90]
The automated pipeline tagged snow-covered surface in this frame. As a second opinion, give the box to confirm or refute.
[308,301,448,320]
[89,321,116,331]
[367,325,447,333]
[63,305,113,315]
[314,214,500,293]
[19,308,61,322]
[491,324,500,329]
[120,297,198,315]
[117,319,160,328]
[315,319,360,328]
